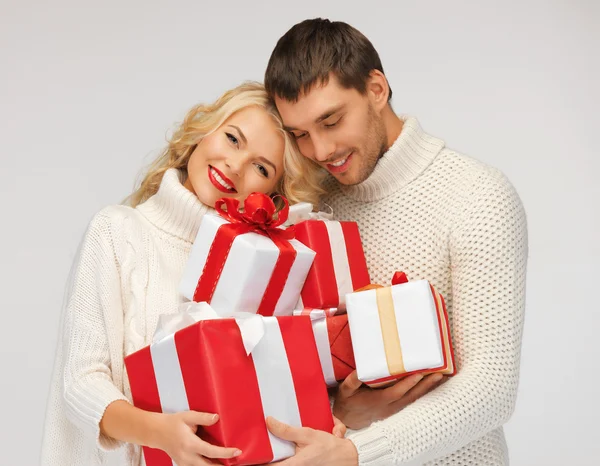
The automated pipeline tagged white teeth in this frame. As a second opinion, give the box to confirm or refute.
[331,157,347,167]
[211,168,233,190]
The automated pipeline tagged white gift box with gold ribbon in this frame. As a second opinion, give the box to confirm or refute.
[346,279,455,387]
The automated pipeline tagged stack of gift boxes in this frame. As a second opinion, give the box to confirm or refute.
[125,194,456,466]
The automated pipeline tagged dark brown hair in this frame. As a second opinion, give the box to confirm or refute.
[265,18,392,102]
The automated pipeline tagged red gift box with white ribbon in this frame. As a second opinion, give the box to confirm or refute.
[294,219,370,310]
[293,308,356,387]
[125,303,334,465]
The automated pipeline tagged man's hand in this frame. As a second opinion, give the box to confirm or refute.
[333,371,446,430]
[266,417,358,466]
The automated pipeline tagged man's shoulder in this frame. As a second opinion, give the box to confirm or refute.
[435,148,517,194]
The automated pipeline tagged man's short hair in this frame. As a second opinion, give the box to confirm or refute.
[265,18,392,102]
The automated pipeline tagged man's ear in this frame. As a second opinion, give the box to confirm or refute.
[366,70,390,112]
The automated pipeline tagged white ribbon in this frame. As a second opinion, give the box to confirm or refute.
[293,309,338,387]
[153,301,265,355]
[151,302,300,462]
[284,202,334,226]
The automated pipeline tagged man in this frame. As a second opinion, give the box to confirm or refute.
[264,18,528,465]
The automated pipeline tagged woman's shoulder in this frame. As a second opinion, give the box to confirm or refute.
[83,204,149,248]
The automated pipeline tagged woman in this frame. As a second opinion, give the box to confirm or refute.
[41,82,331,465]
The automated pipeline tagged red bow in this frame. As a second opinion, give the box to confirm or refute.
[215,192,295,241]
[391,271,409,285]
[193,192,297,316]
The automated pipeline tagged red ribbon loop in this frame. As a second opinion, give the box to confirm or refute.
[193,193,298,316]
[214,193,295,240]
[391,271,409,285]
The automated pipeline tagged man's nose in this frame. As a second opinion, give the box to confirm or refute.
[311,133,335,163]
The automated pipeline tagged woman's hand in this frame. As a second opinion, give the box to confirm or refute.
[153,411,242,466]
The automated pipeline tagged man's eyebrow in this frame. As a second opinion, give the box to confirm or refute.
[227,125,247,144]
[315,104,345,123]
[283,105,345,132]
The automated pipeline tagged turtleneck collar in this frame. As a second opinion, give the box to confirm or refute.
[136,168,214,242]
[340,116,445,202]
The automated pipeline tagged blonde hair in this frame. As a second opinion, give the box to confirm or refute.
[128,81,325,208]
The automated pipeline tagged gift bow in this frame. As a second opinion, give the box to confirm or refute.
[154,302,265,355]
[215,192,295,240]
[193,193,298,313]
[355,271,409,292]
[292,308,339,319]
[283,202,334,226]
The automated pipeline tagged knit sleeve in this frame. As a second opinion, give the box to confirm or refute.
[61,209,130,451]
[347,171,528,465]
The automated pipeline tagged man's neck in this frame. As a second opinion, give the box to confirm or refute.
[382,105,404,150]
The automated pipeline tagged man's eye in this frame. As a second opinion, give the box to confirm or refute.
[325,118,341,128]
[226,132,239,145]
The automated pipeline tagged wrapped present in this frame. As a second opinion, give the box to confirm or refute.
[125,303,334,466]
[346,272,456,387]
[289,204,370,310]
[293,308,355,386]
[179,193,315,316]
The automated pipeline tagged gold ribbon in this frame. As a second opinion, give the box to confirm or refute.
[375,286,405,375]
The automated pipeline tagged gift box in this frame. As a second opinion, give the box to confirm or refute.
[293,308,356,386]
[294,219,370,310]
[346,273,456,387]
[125,303,334,466]
[179,193,315,316]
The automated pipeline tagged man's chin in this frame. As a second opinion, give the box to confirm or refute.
[331,168,369,186]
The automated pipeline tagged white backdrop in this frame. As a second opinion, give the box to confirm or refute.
[1,1,598,464]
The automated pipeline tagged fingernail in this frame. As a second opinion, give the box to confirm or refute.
[212,414,219,422]
[233,449,242,457]
[414,374,424,383]
[432,373,444,382]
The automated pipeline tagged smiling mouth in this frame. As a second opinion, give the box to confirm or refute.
[208,166,237,193]
[326,152,353,174]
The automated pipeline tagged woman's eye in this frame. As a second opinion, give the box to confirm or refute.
[293,132,307,140]
[256,164,269,177]
[226,132,239,145]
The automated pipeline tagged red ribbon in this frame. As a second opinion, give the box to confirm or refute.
[193,193,297,316]
[391,271,409,285]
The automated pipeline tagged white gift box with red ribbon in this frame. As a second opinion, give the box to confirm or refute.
[179,194,316,316]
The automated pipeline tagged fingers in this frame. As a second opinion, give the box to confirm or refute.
[388,373,445,409]
[332,415,347,438]
[266,417,311,444]
[196,440,242,460]
[184,411,220,427]
[380,373,426,403]
[338,371,363,399]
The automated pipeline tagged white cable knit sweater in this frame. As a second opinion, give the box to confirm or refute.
[330,117,528,465]
[41,169,213,465]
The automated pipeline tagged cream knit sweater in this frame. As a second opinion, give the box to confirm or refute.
[329,117,528,465]
[41,169,213,465]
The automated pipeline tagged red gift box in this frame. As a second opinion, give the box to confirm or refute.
[125,309,334,465]
[294,308,356,386]
[294,219,370,310]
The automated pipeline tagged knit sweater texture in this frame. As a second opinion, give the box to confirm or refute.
[41,169,213,465]
[328,117,528,465]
